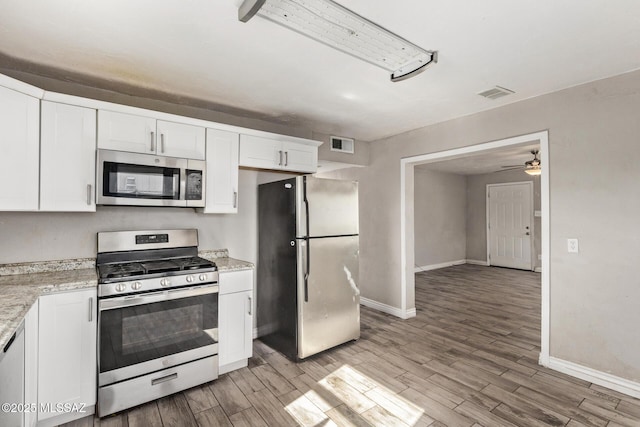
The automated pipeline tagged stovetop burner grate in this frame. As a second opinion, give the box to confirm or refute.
[98,256,216,281]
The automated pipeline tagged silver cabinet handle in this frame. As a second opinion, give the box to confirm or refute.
[233,191,238,208]
[86,184,92,206]
[152,373,177,386]
[248,296,252,315]
[278,150,283,166]
[150,131,155,152]
[88,297,93,322]
[285,151,288,167]
[161,134,165,153]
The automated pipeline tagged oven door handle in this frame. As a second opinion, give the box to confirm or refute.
[99,284,219,311]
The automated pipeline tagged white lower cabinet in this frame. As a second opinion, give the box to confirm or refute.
[24,301,39,427]
[219,269,254,374]
[37,289,97,426]
[0,319,24,427]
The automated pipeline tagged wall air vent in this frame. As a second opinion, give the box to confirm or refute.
[330,136,355,154]
[478,86,515,100]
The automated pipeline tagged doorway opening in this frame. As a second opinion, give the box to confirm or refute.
[401,131,550,365]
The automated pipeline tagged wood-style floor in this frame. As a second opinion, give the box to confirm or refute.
[65,265,640,426]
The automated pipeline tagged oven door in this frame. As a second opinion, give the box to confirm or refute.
[98,284,218,386]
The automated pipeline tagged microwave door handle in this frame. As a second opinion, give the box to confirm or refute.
[179,167,187,206]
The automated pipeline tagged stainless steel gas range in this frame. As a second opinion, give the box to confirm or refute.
[96,229,219,417]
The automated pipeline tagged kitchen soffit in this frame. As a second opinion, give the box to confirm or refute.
[0,1,639,142]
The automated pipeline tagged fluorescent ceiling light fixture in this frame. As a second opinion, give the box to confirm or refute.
[238,0,437,82]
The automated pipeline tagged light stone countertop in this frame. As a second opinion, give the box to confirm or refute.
[0,268,98,351]
[0,250,253,350]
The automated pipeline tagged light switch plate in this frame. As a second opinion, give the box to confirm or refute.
[567,238,579,253]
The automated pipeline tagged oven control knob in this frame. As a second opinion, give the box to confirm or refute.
[199,274,207,281]
[132,282,142,291]
[186,275,194,283]
[160,278,171,287]
[115,283,127,293]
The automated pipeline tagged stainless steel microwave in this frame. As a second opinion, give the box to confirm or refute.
[96,149,205,207]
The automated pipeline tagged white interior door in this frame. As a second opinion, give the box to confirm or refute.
[488,182,533,270]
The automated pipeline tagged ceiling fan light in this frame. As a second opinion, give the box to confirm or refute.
[238,0,437,82]
[525,165,541,176]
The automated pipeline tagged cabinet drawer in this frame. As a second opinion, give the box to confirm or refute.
[219,269,253,295]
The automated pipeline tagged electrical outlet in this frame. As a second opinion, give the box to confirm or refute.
[567,238,579,253]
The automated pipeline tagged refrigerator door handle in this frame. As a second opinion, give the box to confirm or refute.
[303,177,310,302]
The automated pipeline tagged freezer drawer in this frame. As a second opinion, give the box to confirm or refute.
[297,235,360,359]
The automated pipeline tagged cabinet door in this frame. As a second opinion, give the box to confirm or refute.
[0,324,24,427]
[38,289,97,423]
[157,120,206,160]
[239,134,281,169]
[219,270,254,369]
[40,101,97,211]
[24,301,39,427]
[98,110,156,154]
[205,128,239,213]
[0,85,40,211]
[282,141,318,173]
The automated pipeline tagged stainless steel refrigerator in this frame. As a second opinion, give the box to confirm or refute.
[257,175,360,360]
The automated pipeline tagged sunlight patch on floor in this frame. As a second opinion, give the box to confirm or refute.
[286,364,425,426]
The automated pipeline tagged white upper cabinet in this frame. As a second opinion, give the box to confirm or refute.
[157,120,205,160]
[282,140,318,173]
[239,134,281,170]
[40,101,97,212]
[239,134,320,173]
[0,84,40,211]
[204,128,239,214]
[98,111,205,160]
[98,110,156,154]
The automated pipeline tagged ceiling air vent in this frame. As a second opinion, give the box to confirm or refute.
[478,86,515,100]
[330,136,355,154]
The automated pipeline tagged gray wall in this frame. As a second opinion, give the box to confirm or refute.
[0,169,295,264]
[414,169,466,268]
[356,69,640,382]
[465,169,541,269]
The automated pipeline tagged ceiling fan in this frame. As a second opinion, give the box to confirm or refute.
[500,150,542,175]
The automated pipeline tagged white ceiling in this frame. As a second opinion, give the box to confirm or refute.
[415,142,540,176]
[1,1,640,141]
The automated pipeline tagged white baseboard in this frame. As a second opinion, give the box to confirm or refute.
[253,327,259,339]
[534,267,542,273]
[466,259,489,266]
[414,259,466,272]
[548,357,640,399]
[360,297,415,319]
